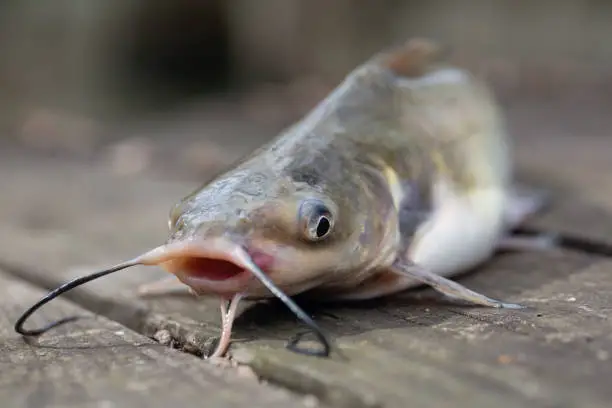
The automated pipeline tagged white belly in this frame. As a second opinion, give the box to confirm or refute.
[407,184,507,278]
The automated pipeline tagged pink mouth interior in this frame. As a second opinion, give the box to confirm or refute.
[174,257,245,281]
[152,242,275,284]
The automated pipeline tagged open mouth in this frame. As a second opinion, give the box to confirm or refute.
[161,252,253,294]
[170,257,247,282]
[136,237,271,293]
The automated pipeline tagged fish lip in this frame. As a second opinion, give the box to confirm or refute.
[177,273,251,296]
[142,237,261,295]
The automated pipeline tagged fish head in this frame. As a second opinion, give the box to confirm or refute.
[152,152,402,300]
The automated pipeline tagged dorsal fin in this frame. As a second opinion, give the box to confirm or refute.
[379,38,447,78]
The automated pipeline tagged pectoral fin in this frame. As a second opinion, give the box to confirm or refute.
[498,184,559,253]
[504,184,551,229]
[137,276,196,297]
[389,258,524,309]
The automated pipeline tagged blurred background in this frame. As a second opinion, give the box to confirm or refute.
[0,0,611,182]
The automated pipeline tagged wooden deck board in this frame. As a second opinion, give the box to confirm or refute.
[510,102,612,245]
[0,271,311,408]
[232,249,612,408]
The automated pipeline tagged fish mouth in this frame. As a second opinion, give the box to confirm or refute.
[138,237,268,295]
[168,256,251,295]
[176,257,246,281]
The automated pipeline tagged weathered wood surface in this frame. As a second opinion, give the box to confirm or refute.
[509,100,612,245]
[0,271,311,408]
[0,100,611,408]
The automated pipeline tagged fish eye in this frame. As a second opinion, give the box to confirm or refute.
[299,199,334,242]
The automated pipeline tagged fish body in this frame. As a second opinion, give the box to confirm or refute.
[162,39,518,302]
[16,39,551,358]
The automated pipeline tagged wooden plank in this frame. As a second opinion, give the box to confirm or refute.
[0,156,226,347]
[507,100,612,245]
[234,252,612,408]
[0,270,311,408]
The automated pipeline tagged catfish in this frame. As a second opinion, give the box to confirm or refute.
[15,38,553,359]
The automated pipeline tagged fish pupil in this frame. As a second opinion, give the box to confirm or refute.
[316,216,331,238]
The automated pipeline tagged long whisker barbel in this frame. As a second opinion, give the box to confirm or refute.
[14,260,139,336]
[13,258,336,358]
[236,254,335,357]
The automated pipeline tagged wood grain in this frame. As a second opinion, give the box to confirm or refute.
[509,100,612,245]
[235,253,612,408]
[0,270,311,408]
